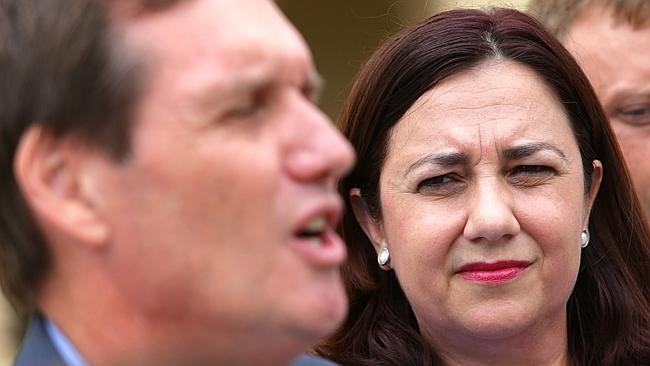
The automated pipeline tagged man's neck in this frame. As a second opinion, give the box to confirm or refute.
[37,266,303,366]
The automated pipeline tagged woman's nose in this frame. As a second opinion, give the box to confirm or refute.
[463,179,520,243]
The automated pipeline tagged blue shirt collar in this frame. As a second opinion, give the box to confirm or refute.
[44,317,90,366]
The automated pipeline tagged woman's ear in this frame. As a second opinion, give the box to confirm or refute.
[14,125,109,247]
[583,159,603,227]
[349,188,385,253]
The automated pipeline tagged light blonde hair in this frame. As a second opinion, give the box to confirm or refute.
[527,0,650,38]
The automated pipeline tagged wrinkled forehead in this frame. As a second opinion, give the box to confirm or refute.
[388,60,573,154]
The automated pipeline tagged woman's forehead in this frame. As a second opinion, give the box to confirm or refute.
[385,60,577,163]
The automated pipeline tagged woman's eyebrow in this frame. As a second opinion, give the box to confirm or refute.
[405,152,468,176]
[403,142,567,177]
[501,142,568,162]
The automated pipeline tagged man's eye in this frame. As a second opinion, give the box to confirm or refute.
[225,92,273,121]
[617,104,650,125]
[302,84,321,104]
[227,101,262,119]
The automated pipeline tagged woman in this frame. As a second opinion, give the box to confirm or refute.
[318,8,650,366]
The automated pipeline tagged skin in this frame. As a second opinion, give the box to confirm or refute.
[16,0,355,364]
[565,6,650,218]
[353,60,601,365]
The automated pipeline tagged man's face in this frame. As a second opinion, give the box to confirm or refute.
[87,0,354,354]
[565,6,650,217]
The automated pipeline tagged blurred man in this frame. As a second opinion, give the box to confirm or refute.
[0,0,354,365]
[529,0,650,218]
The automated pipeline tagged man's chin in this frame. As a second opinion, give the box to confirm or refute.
[291,287,348,341]
[316,293,348,335]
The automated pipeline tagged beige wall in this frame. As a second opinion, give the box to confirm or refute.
[436,0,530,11]
[401,0,530,20]
[0,296,18,366]
[281,0,531,119]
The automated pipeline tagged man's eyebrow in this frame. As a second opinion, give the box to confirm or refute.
[212,69,323,100]
[606,89,650,107]
[501,142,567,162]
[221,72,275,96]
[405,152,468,176]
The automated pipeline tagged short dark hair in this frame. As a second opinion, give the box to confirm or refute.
[528,0,650,38]
[317,8,650,365]
[0,0,184,310]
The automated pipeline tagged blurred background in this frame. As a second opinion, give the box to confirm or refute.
[280,0,530,119]
[0,0,529,364]
[0,296,20,365]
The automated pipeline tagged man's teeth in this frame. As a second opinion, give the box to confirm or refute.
[308,237,324,247]
[303,216,326,233]
[297,216,327,246]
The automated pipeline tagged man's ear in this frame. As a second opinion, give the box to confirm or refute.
[14,125,109,247]
[349,188,385,253]
[583,159,603,228]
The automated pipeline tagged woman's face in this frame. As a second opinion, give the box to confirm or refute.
[354,60,601,345]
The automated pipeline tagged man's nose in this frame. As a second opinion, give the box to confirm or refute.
[284,102,356,187]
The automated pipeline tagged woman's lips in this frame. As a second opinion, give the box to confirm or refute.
[457,260,531,284]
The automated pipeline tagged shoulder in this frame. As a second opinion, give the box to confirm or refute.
[13,314,66,366]
[289,353,340,366]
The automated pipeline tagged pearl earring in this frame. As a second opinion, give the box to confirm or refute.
[377,247,390,267]
[580,229,590,248]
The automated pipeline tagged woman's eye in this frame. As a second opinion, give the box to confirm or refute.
[509,165,555,186]
[512,165,552,174]
[417,174,462,194]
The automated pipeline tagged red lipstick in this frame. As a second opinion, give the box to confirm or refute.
[457,260,531,284]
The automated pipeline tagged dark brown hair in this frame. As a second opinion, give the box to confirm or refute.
[528,0,650,38]
[0,0,185,310]
[317,8,650,365]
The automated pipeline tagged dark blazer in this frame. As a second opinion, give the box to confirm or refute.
[13,315,66,366]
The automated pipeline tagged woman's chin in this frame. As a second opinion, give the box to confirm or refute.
[449,305,541,341]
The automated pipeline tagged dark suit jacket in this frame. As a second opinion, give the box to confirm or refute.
[13,315,66,366]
